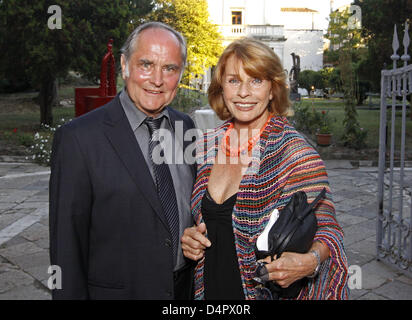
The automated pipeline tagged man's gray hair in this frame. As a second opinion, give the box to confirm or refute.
[121,22,187,78]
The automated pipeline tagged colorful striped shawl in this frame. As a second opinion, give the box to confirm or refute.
[191,116,349,300]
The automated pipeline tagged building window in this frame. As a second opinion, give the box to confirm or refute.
[232,11,242,25]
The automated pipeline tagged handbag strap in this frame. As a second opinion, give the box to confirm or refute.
[275,187,327,256]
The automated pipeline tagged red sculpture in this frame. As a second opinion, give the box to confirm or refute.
[75,39,117,117]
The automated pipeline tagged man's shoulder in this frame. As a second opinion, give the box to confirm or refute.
[167,106,190,120]
[61,96,121,132]
[167,107,195,127]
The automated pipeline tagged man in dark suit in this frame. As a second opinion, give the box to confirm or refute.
[49,22,197,299]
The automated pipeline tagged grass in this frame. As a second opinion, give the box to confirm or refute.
[297,98,412,151]
[0,106,74,155]
[0,82,208,158]
[1,86,411,161]
[0,105,74,134]
[0,87,76,156]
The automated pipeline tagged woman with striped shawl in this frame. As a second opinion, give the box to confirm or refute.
[181,38,349,300]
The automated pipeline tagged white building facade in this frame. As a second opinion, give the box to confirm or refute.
[203,0,325,89]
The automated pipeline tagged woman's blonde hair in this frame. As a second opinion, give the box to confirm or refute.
[208,37,291,120]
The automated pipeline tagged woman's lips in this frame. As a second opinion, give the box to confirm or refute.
[234,102,257,110]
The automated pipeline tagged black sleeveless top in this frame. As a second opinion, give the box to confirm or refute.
[201,189,245,300]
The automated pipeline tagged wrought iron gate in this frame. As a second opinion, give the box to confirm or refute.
[377,22,412,276]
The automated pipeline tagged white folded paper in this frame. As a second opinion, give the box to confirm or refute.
[256,209,279,251]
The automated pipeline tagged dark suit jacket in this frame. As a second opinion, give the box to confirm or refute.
[49,95,196,299]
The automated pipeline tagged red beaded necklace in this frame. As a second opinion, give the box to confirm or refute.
[221,115,272,157]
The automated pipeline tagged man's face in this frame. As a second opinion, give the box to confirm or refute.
[121,28,183,117]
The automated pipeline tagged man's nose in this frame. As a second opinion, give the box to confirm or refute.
[150,67,164,87]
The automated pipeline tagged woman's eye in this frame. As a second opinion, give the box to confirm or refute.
[228,78,240,84]
[252,78,263,84]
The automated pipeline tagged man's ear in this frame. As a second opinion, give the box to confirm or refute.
[120,54,128,79]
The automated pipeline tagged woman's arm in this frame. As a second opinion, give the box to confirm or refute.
[258,136,348,298]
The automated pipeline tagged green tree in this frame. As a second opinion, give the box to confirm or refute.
[0,1,31,93]
[0,1,76,125]
[353,0,412,91]
[298,70,325,94]
[320,67,342,93]
[147,0,223,84]
[326,7,364,53]
[0,1,152,125]
[68,0,153,83]
[325,5,367,149]
[325,7,370,103]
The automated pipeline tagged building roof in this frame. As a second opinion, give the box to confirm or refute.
[281,7,319,13]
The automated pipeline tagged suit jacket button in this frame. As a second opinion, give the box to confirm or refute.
[165,239,172,248]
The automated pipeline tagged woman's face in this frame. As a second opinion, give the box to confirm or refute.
[222,55,273,128]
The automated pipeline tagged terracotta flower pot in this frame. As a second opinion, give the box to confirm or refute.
[316,133,332,146]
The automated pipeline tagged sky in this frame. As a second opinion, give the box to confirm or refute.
[283,0,355,31]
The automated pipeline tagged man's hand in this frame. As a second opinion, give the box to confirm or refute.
[181,223,211,261]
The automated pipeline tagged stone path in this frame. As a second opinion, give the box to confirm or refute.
[0,160,411,300]
[325,161,412,300]
[0,162,50,299]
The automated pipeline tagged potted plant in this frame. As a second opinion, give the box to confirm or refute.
[316,110,332,146]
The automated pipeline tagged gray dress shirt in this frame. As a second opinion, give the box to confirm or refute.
[120,89,194,271]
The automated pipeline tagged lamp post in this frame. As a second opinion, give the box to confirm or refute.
[311,85,315,110]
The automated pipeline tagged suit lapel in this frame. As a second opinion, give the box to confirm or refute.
[167,107,197,180]
[102,97,169,229]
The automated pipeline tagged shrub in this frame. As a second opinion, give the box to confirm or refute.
[292,104,336,136]
[292,103,322,135]
[28,118,72,166]
[318,110,331,134]
[341,122,367,150]
[0,128,34,148]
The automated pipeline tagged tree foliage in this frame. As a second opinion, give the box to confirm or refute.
[325,6,370,101]
[325,5,367,149]
[68,0,153,82]
[0,1,76,124]
[326,1,412,148]
[353,0,412,90]
[0,0,152,125]
[146,0,223,84]
[326,7,364,51]
[298,70,325,93]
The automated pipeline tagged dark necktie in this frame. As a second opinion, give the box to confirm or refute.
[145,117,179,263]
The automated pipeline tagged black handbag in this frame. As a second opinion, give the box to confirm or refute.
[254,187,326,299]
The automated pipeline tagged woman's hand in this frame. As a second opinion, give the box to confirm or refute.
[181,223,211,261]
[261,251,317,288]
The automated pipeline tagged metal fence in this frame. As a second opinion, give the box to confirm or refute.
[377,22,412,276]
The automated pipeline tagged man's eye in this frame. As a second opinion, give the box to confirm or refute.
[139,62,152,70]
[164,65,178,72]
